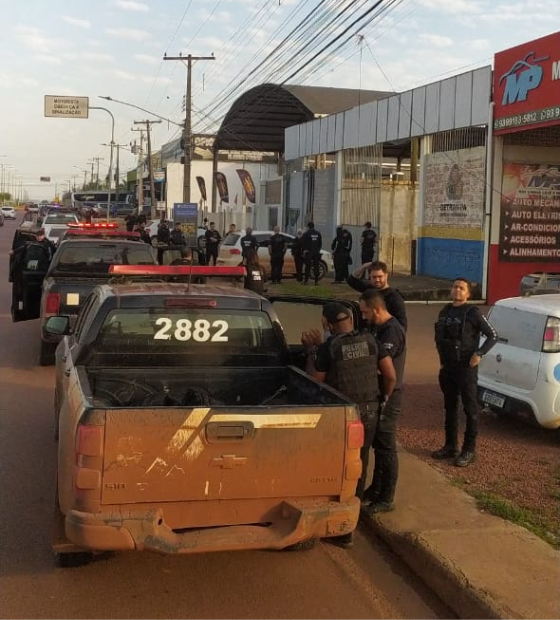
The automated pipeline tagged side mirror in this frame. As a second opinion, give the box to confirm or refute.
[44,316,71,336]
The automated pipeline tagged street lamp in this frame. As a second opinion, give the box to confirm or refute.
[89,106,115,221]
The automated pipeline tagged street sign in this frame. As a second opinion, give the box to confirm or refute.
[44,95,89,119]
[39,176,51,182]
[154,169,165,182]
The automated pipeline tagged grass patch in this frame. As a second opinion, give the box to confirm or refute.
[268,281,337,297]
[470,488,559,549]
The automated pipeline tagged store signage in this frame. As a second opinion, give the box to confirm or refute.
[499,162,560,262]
[494,31,560,134]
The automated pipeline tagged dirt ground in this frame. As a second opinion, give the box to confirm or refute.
[397,383,560,543]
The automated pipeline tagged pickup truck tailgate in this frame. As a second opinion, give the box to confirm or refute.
[47,277,112,316]
[101,406,346,504]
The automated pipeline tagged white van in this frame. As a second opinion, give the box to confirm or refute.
[478,294,560,429]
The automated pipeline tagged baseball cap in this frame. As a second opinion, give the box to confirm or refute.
[322,302,352,324]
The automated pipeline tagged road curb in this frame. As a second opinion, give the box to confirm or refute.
[359,512,516,619]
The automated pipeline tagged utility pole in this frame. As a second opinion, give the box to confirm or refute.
[87,160,95,189]
[102,143,128,197]
[163,53,215,203]
[133,120,161,219]
[131,131,144,214]
[91,157,104,189]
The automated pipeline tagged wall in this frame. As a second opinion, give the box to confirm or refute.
[378,183,417,273]
[487,135,560,303]
[165,160,278,227]
[417,146,487,283]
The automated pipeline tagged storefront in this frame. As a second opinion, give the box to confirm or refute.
[487,31,560,303]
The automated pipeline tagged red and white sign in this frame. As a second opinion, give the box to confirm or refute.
[493,31,560,135]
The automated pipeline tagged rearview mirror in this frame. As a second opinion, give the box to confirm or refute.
[45,316,71,336]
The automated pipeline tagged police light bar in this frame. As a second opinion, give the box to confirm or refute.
[67,222,119,229]
[108,265,246,277]
[65,229,140,238]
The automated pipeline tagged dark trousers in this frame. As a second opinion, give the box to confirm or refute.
[364,389,402,504]
[361,248,374,264]
[206,248,218,266]
[294,254,304,281]
[333,253,348,282]
[270,256,284,282]
[438,365,479,452]
[304,253,320,283]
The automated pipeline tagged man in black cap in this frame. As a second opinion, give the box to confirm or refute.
[302,302,396,548]
[360,222,377,264]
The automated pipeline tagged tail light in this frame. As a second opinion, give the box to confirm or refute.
[347,421,364,450]
[74,425,103,493]
[45,292,60,315]
[543,317,560,353]
[229,248,241,255]
[76,425,104,458]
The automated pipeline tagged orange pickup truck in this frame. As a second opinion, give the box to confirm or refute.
[48,267,363,564]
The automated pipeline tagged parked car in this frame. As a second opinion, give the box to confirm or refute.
[41,211,80,243]
[520,272,560,296]
[1,206,17,220]
[477,294,560,429]
[217,230,334,281]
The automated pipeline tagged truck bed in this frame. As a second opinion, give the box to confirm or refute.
[85,365,348,408]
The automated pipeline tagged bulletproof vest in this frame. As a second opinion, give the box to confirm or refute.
[435,304,473,365]
[241,236,256,252]
[326,330,379,411]
[170,230,184,245]
[245,268,263,294]
[270,234,285,256]
[362,229,376,248]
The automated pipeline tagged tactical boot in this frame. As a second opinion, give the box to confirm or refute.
[431,444,459,459]
[454,450,475,467]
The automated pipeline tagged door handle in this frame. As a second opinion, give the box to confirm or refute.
[205,421,254,442]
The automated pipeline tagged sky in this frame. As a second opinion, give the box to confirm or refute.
[0,0,557,200]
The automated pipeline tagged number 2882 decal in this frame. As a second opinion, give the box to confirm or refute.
[154,318,229,342]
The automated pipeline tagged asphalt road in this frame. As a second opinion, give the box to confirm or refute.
[0,216,450,619]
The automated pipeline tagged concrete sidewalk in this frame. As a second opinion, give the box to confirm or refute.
[360,450,560,619]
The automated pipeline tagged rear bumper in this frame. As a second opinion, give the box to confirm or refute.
[64,497,360,554]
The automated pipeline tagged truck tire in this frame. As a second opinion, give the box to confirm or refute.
[39,341,56,366]
[284,538,317,552]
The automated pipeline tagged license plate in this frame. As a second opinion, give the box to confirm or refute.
[482,391,505,408]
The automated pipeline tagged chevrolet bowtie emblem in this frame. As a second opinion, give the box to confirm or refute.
[210,454,248,469]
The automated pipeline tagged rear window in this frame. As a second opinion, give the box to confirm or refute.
[44,213,78,224]
[93,308,280,365]
[488,305,548,352]
[52,244,156,274]
[223,233,239,246]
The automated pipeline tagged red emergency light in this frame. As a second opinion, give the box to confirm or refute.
[67,222,119,229]
[108,265,246,277]
[65,229,141,238]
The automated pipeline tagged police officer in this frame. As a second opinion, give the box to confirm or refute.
[240,227,259,262]
[268,226,286,284]
[204,221,222,266]
[331,226,352,283]
[291,229,304,282]
[347,260,407,331]
[302,302,396,548]
[360,221,377,264]
[170,222,186,248]
[302,221,322,285]
[243,248,265,295]
[34,228,57,261]
[135,222,151,244]
[433,278,498,467]
[359,290,406,513]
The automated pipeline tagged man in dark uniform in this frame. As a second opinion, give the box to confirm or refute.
[135,222,151,244]
[169,222,186,248]
[331,226,353,283]
[156,220,170,265]
[204,221,222,266]
[302,221,322,285]
[268,226,286,284]
[291,229,304,282]
[359,290,406,513]
[240,227,259,262]
[360,222,377,264]
[302,302,396,548]
[347,260,407,331]
[433,278,498,467]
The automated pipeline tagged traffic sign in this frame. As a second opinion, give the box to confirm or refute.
[44,95,89,119]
